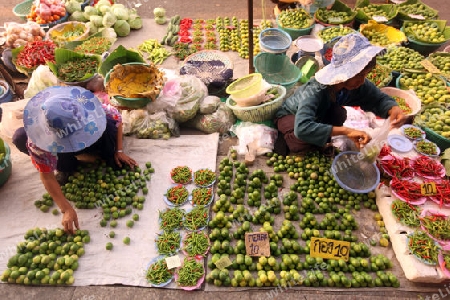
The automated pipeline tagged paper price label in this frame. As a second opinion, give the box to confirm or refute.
[215,256,232,270]
[421,60,441,74]
[372,15,388,23]
[165,255,181,269]
[328,17,344,23]
[408,14,425,20]
[245,232,270,257]
[310,237,350,261]
[421,182,437,196]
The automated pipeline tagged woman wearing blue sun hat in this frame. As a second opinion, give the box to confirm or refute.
[274,33,406,155]
[13,86,137,234]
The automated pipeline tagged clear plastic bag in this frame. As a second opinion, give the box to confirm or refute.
[24,65,58,98]
[199,96,221,114]
[361,118,391,163]
[184,102,236,134]
[131,111,179,139]
[231,122,278,156]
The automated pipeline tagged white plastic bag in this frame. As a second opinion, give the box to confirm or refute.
[24,65,58,98]
[361,118,391,163]
[231,122,278,156]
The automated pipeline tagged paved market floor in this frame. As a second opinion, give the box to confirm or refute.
[1,0,450,299]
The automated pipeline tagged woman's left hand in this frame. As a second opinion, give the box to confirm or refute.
[388,106,406,128]
[115,151,138,169]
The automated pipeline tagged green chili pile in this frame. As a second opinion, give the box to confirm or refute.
[367,63,391,87]
[156,230,181,255]
[171,166,192,184]
[408,230,440,264]
[183,231,210,257]
[191,187,213,206]
[415,140,438,156]
[159,207,185,231]
[393,96,412,115]
[194,168,216,186]
[403,127,423,139]
[165,184,189,206]
[420,213,450,242]
[176,257,204,287]
[444,251,450,271]
[57,57,99,82]
[391,200,421,227]
[146,257,173,285]
[184,206,208,231]
[74,37,111,55]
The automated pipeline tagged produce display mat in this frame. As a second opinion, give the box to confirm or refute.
[0,133,219,287]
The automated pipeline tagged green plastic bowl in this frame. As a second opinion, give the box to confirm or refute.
[104,63,158,109]
[0,140,12,188]
[276,17,315,40]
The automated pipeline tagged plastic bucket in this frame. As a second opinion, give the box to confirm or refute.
[259,28,292,54]
[0,140,12,187]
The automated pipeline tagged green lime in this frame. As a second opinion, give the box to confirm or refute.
[123,237,130,245]
[106,242,113,250]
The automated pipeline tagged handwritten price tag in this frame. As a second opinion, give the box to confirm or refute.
[245,232,270,257]
[408,14,426,20]
[310,237,350,261]
[328,17,344,23]
[372,15,388,23]
[215,256,232,270]
[421,60,441,74]
[165,255,181,269]
[421,182,437,196]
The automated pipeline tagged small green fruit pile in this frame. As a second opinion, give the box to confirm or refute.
[1,228,90,285]
[278,8,313,29]
[377,46,425,71]
[398,72,450,105]
[318,26,354,43]
[403,21,447,44]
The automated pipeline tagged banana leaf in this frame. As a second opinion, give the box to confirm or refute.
[397,0,438,21]
[314,0,356,25]
[428,52,450,78]
[99,45,145,77]
[11,45,31,76]
[355,0,398,24]
[47,48,102,82]
[64,31,117,54]
[402,20,450,44]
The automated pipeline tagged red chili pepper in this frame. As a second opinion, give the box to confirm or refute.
[179,36,192,43]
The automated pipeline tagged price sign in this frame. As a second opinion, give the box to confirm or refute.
[215,256,232,270]
[165,255,181,269]
[408,14,425,20]
[421,182,437,196]
[372,15,388,23]
[421,60,441,74]
[310,237,350,261]
[245,232,270,257]
[328,17,344,23]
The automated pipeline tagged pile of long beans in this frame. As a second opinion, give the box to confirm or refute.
[146,257,173,285]
[176,257,204,287]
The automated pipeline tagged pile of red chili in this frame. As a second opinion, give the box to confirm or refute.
[323,48,333,61]
[412,155,445,178]
[15,40,56,71]
[379,155,414,179]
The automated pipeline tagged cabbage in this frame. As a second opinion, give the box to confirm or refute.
[128,8,138,20]
[98,6,111,15]
[69,11,87,22]
[95,0,112,13]
[100,27,117,40]
[114,20,130,37]
[83,6,99,20]
[155,16,166,25]
[90,15,103,27]
[102,12,117,28]
[66,0,81,14]
[111,4,126,11]
[112,6,129,21]
[153,7,166,18]
[86,21,98,34]
[129,16,143,29]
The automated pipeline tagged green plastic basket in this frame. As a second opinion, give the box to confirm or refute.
[254,53,302,89]
[225,85,287,123]
[419,126,450,152]
[13,0,33,20]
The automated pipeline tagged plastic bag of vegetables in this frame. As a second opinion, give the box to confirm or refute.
[183,102,236,134]
[131,111,180,139]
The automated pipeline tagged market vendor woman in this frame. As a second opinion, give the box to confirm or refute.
[13,86,137,234]
[274,33,406,155]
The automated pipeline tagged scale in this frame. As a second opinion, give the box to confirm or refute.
[293,35,324,83]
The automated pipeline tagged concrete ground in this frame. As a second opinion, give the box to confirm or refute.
[1,0,450,299]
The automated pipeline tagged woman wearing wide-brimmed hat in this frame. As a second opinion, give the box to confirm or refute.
[274,33,406,155]
[13,86,137,234]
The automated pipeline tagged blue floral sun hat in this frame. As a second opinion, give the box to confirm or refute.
[315,33,385,85]
[24,86,106,153]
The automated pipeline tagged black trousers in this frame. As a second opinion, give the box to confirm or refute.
[13,118,118,172]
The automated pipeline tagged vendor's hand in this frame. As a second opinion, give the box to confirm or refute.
[388,106,406,128]
[347,129,371,149]
[61,206,79,235]
[115,151,138,169]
